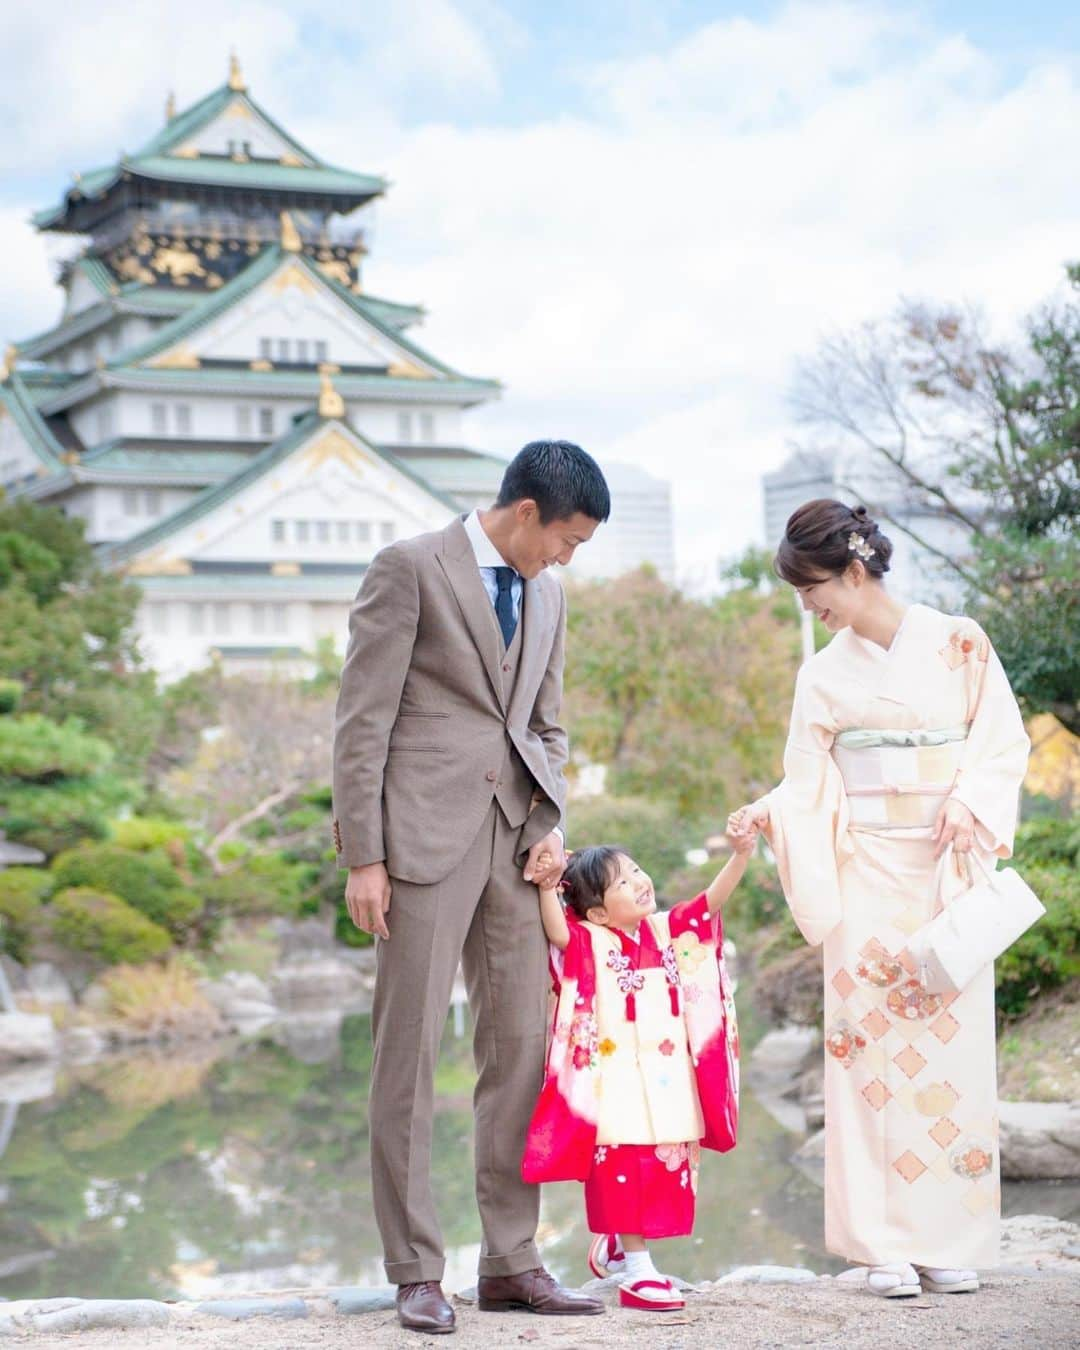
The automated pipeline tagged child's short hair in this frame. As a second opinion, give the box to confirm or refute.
[560,845,626,921]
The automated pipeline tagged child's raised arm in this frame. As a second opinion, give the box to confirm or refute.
[538,884,571,951]
[704,830,756,917]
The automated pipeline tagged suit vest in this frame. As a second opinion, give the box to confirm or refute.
[492,589,537,828]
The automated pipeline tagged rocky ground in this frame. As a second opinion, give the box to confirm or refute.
[2,1264,1078,1349]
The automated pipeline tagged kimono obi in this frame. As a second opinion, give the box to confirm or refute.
[832,725,968,830]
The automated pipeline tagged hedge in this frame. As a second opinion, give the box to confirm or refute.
[51,887,172,965]
[50,844,203,938]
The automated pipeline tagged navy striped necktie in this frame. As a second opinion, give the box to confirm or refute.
[494,566,517,648]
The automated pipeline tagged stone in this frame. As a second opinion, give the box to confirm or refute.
[328,1286,396,1314]
[748,1025,821,1086]
[196,1297,308,1320]
[1000,1214,1080,1267]
[717,1265,819,1285]
[61,1026,107,1063]
[999,1101,1080,1179]
[790,1127,826,1187]
[275,1010,344,1063]
[0,1012,59,1063]
[0,1061,56,1104]
[23,964,73,1007]
[270,957,361,1005]
[0,1316,14,1337]
[31,1299,171,1333]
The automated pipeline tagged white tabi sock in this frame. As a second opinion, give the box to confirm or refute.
[622,1249,661,1284]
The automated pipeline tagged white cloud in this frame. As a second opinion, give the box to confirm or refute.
[4,1,1080,579]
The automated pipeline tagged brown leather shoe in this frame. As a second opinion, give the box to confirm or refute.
[477,1267,605,1315]
[396,1281,455,1334]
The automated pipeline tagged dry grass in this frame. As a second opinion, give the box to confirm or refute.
[96,958,223,1042]
[998,986,1080,1102]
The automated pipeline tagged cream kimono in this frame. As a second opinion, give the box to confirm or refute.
[767,604,1029,1269]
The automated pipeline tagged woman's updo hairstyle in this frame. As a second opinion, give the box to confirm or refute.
[774,498,893,587]
[559,845,625,921]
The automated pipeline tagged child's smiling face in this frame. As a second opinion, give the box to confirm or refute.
[588,853,656,931]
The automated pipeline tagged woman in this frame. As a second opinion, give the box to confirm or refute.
[732,500,1029,1297]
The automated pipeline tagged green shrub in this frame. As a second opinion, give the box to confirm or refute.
[1013,817,1080,868]
[51,887,172,965]
[996,861,1080,1018]
[0,776,124,855]
[0,714,114,780]
[0,867,50,961]
[565,796,703,892]
[0,679,23,714]
[201,852,317,918]
[50,844,203,937]
[110,817,190,853]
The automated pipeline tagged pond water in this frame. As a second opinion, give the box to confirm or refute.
[1,1010,1076,1300]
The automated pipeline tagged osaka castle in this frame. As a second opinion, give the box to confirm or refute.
[0,55,508,679]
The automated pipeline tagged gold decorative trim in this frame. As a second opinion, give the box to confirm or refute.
[172,145,200,159]
[318,371,345,419]
[0,345,16,381]
[301,427,368,474]
[279,152,304,166]
[148,345,201,370]
[250,359,273,372]
[317,361,341,375]
[270,262,318,294]
[165,91,177,121]
[129,554,193,577]
[387,359,431,380]
[228,50,246,92]
[226,99,254,120]
[271,561,301,576]
[279,211,302,253]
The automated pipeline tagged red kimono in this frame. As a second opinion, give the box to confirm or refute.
[522,894,739,1237]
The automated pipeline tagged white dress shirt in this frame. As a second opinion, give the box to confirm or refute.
[463,510,523,625]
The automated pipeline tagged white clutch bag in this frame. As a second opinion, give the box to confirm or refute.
[908,847,1045,996]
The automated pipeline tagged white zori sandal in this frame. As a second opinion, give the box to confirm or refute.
[618,1278,685,1311]
[867,1263,921,1297]
[917,1266,979,1294]
[587,1233,626,1279]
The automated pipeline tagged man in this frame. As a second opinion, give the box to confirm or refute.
[332,440,610,1334]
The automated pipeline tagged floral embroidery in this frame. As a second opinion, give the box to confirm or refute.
[658,1038,675,1057]
[655,1142,688,1171]
[594,1146,608,1164]
[673,931,707,975]
[599,1038,617,1057]
[606,949,646,997]
[886,978,944,1022]
[854,956,904,988]
[661,943,681,987]
[572,1044,591,1070]
[949,1137,994,1180]
[553,1021,571,1044]
[688,1141,701,1194]
[568,1011,598,1070]
[939,628,990,671]
[825,1019,867,1069]
[680,1168,690,1188]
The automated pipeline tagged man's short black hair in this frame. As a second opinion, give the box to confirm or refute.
[495,440,611,525]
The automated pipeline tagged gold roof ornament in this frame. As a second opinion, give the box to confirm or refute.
[0,345,16,380]
[279,210,302,253]
[228,50,246,92]
[165,90,177,121]
[318,370,345,419]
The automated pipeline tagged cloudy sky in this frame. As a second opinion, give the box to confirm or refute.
[3,1,1079,583]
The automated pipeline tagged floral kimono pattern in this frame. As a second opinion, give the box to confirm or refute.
[522,893,739,1186]
[767,604,1029,1269]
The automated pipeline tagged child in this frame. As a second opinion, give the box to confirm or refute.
[521,838,752,1310]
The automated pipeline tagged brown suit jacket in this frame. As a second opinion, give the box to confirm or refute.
[332,516,568,884]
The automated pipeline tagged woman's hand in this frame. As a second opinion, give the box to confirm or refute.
[728,798,770,841]
[932,798,976,858]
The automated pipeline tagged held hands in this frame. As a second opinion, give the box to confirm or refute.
[932,798,976,858]
[524,831,566,889]
[345,861,392,940]
[727,798,769,850]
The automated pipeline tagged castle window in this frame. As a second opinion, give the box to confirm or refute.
[258,338,273,361]
[271,603,288,633]
[355,521,371,543]
[250,603,266,634]
[314,340,328,363]
[316,520,330,543]
[277,338,291,363]
[271,519,285,543]
[151,403,168,434]
[296,339,309,363]
[296,520,310,543]
[381,521,396,543]
[188,603,206,635]
[95,405,113,441]
[122,488,139,516]
[336,520,350,543]
[258,406,275,436]
[396,411,413,443]
[419,412,434,442]
[212,603,230,635]
[175,404,192,435]
[237,406,252,436]
[144,489,162,515]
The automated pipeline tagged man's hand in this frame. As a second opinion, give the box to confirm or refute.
[345,862,392,939]
[524,831,566,888]
[932,798,976,859]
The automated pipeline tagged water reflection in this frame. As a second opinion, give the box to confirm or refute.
[0,1013,1075,1299]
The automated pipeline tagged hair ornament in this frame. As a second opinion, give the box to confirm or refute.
[847,532,875,561]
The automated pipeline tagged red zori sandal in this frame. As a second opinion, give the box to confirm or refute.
[587,1234,626,1279]
[618,1279,685,1311]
